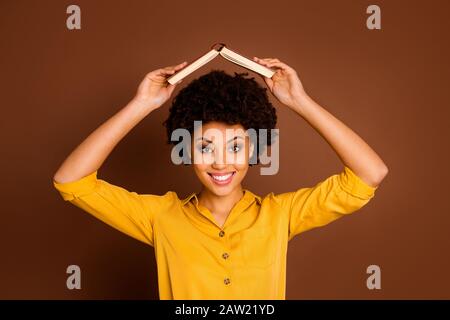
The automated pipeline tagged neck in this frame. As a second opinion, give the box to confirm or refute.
[198,185,244,215]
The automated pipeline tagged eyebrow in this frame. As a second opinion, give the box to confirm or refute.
[196,136,244,143]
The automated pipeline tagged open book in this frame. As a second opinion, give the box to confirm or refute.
[167,43,275,85]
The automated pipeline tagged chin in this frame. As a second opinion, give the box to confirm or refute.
[209,184,236,196]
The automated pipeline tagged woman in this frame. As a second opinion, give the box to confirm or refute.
[53,57,388,299]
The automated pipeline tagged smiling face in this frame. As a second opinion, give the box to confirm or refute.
[192,121,254,197]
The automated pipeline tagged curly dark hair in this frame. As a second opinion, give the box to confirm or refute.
[163,69,277,164]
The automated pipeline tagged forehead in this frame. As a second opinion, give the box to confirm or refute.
[195,121,247,140]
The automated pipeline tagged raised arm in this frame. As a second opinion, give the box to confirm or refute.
[52,62,187,246]
[253,57,388,187]
[53,61,187,183]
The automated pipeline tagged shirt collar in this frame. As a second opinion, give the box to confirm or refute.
[182,189,261,206]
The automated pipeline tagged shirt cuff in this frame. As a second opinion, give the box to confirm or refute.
[53,171,99,201]
[338,166,378,200]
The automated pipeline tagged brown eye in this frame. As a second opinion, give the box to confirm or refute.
[228,144,242,153]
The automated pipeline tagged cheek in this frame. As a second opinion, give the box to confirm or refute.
[194,163,208,173]
[233,162,249,174]
[232,148,250,171]
[226,146,250,166]
[193,149,215,165]
[232,164,248,185]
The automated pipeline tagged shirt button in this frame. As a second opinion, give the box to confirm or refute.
[222,253,229,259]
[219,230,225,237]
[224,278,231,285]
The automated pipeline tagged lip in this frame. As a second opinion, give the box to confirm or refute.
[207,172,236,186]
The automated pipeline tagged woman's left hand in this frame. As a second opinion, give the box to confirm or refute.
[253,57,307,109]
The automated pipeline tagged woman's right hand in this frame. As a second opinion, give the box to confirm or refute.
[132,61,188,111]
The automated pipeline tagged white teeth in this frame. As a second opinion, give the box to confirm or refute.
[211,173,233,181]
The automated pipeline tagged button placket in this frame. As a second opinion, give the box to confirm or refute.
[219,230,230,262]
[218,229,233,286]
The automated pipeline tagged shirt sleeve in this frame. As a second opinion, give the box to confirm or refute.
[274,166,378,241]
[53,171,164,247]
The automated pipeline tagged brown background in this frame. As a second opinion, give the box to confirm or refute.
[1,0,449,299]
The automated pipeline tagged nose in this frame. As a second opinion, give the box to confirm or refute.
[212,148,226,169]
[211,162,226,170]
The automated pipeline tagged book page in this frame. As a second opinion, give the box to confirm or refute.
[220,47,275,78]
[167,49,219,84]
[220,48,252,69]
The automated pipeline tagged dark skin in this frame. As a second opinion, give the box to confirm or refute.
[194,57,388,224]
[54,59,388,226]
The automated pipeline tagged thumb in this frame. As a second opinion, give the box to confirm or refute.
[260,75,273,92]
[166,79,183,96]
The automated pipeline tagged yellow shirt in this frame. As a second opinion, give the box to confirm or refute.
[53,166,377,299]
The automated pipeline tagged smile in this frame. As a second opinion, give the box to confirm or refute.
[207,172,236,186]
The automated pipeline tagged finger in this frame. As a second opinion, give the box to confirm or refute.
[166,77,183,89]
[146,60,186,81]
[255,59,281,73]
[164,63,187,73]
[259,58,280,63]
[158,69,177,76]
[166,82,177,96]
[265,61,293,71]
[173,61,188,70]
[253,57,276,63]
[162,67,177,73]
[165,61,188,71]
[253,58,277,68]
[159,62,188,77]
[253,70,274,90]
[146,69,176,82]
[263,76,274,91]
